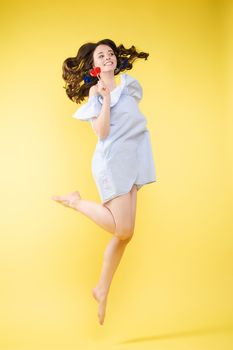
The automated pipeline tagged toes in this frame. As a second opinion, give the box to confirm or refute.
[51,193,80,208]
[98,312,105,325]
[51,195,61,201]
[51,196,68,205]
[52,196,67,202]
[98,300,107,325]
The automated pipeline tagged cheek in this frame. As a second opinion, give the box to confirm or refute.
[93,56,101,66]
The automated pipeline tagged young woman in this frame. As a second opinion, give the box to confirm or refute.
[51,38,157,325]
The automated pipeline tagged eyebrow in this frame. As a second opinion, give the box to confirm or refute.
[96,49,114,55]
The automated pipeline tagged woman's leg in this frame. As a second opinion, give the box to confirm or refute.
[130,184,138,232]
[51,185,138,325]
[51,191,116,234]
[93,185,138,325]
[94,185,137,292]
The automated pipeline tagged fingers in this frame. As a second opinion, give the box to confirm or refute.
[97,79,105,88]
[97,80,108,93]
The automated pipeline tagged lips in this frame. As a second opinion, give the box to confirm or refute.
[104,62,113,66]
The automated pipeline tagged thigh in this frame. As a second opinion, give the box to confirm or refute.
[103,189,134,235]
[131,184,138,231]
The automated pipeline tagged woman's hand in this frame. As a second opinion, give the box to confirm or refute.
[97,78,110,98]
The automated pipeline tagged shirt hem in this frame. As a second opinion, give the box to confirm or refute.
[101,179,156,204]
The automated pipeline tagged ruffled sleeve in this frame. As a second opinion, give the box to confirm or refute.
[72,95,102,122]
[125,74,143,102]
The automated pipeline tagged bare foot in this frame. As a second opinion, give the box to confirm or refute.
[92,286,109,325]
[51,191,81,210]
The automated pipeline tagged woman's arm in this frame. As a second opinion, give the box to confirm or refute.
[89,84,111,140]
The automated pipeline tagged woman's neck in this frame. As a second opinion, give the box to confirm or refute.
[99,72,117,92]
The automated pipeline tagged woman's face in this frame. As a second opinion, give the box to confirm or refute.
[92,44,117,73]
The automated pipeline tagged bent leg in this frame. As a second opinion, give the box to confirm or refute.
[52,191,116,234]
[52,184,137,237]
[77,199,116,234]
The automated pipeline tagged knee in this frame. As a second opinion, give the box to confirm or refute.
[115,226,134,243]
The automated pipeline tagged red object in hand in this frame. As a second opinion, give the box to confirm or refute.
[89,66,101,77]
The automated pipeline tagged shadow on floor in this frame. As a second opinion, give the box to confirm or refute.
[117,323,233,344]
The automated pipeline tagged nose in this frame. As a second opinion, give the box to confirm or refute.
[104,57,112,65]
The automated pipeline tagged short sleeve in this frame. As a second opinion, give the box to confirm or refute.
[72,95,102,122]
[125,75,143,102]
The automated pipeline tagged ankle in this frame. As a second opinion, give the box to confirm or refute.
[96,283,109,295]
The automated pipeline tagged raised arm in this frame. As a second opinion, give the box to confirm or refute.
[89,83,111,141]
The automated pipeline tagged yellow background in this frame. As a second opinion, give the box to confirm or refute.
[0,0,232,349]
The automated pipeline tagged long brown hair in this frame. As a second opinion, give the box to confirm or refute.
[62,39,149,104]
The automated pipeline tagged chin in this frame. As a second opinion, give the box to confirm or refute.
[102,64,117,71]
[103,68,115,73]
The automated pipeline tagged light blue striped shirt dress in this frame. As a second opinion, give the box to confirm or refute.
[72,73,156,204]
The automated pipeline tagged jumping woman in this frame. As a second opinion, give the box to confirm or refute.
[51,38,156,325]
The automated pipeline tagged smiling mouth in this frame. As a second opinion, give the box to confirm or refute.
[104,62,113,66]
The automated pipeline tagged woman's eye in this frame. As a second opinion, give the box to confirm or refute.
[99,53,114,58]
